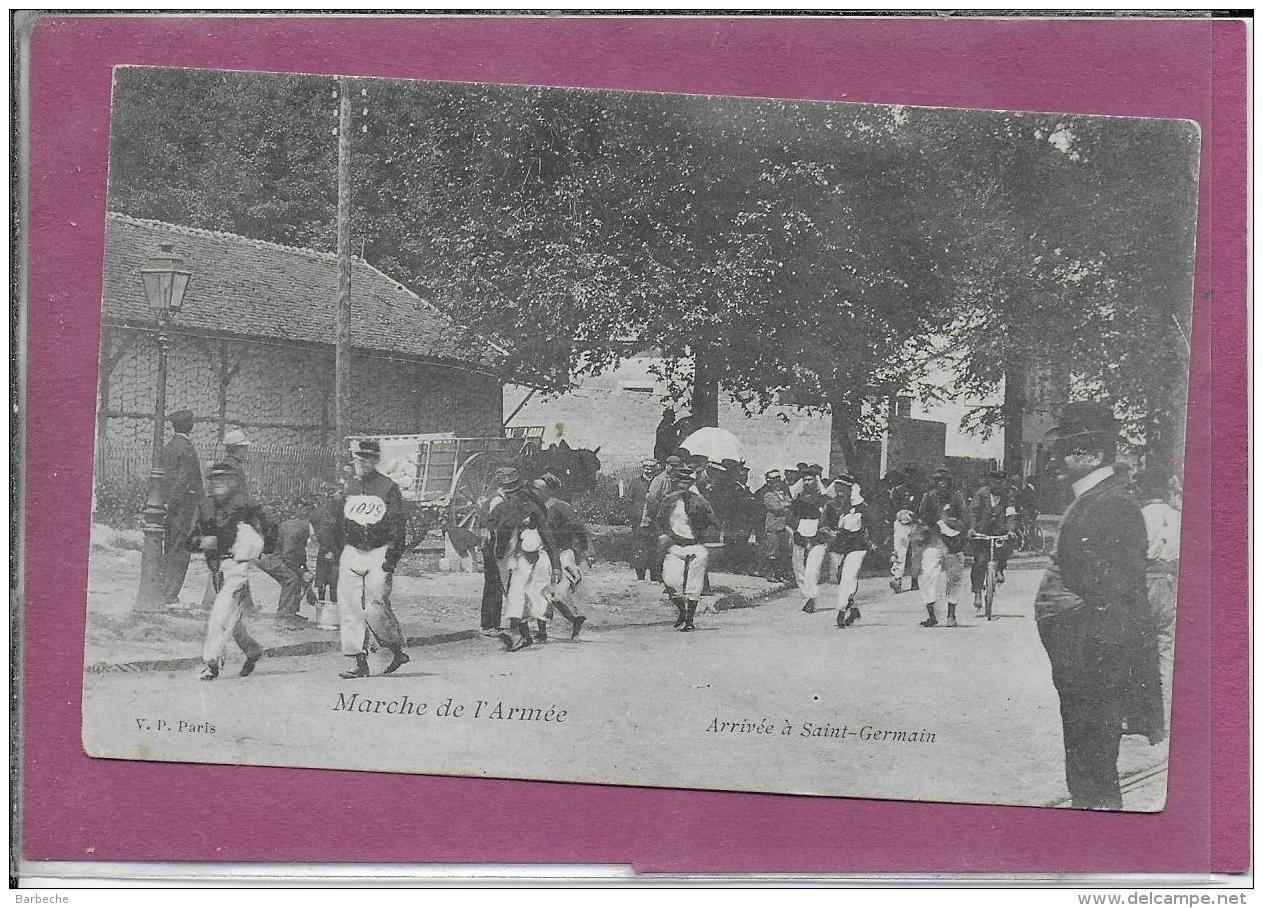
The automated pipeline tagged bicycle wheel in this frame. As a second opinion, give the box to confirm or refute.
[984,559,996,621]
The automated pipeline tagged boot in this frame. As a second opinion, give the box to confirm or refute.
[681,600,697,632]
[510,619,534,652]
[383,648,410,674]
[570,613,587,639]
[536,619,549,643]
[199,661,219,681]
[889,578,901,594]
[836,607,847,628]
[910,577,920,591]
[919,605,938,628]
[973,592,984,616]
[945,603,958,628]
[844,597,860,627]
[672,597,687,629]
[239,651,263,678]
[802,598,816,614]
[339,654,370,679]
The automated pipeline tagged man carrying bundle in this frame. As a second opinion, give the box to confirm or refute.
[534,473,589,641]
[189,462,272,681]
[656,464,715,632]
[488,468,561,652]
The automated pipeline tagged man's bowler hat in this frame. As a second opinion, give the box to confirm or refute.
[168,409,194,424]
[351,439,382,459]
[1045,401,1120,442]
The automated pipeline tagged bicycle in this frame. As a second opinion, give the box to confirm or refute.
[971,533,1010,621]
[1010,510,1042,553]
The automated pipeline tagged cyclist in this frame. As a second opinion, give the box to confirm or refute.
[970,470,1017,616]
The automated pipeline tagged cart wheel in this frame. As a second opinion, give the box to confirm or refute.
[448,451,490,534]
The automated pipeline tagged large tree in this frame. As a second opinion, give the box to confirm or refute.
[107,68,1199,472]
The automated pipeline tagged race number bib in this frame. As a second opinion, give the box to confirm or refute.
[344,495,388,527]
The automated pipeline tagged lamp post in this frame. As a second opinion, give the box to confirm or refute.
[135,242,192,611]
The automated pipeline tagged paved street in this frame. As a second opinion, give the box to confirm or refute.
[82,561,1167,811]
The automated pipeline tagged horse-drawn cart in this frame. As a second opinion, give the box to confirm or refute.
[346,428,544,549]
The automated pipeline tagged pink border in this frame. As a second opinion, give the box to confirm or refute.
[21,15,1248,874]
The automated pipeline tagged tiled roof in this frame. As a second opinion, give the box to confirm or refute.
[102,212,489,370]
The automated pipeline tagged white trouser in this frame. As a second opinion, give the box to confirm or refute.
[499,550,552,622]
[891,521,913,578]
[663,542,708,600]
[792,542,828,602]
[830,549,867,607]
[549,548,583,613]
[337,544,402,656]
[202,558,261,664]
[919,544,964,606]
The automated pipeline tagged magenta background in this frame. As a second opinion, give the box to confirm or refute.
[21,16,1247,874]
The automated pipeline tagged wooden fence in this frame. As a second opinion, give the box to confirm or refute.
[95,440,344,504]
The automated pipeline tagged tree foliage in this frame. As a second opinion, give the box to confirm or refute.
[107,67,1199,466]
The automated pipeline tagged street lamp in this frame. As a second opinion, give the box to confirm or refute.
[135,242,192,611]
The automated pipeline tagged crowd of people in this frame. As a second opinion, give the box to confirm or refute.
[154,399,1183,811]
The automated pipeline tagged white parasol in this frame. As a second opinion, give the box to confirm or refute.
[679,427,748,465]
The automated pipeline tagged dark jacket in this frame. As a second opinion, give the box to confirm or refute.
[276,518,310,571]
[788,494,828,547]
[889,481,921,517]
[1037,470,1149,618]
[823,497,872,554]
[970,488,1013,537]
[545,497,590,553]
[489,487,559,565]
[309,500,340,554]
[1035,468,1163,742]
[653,420,678,463]
[187,490,274,560]
[656,488,715,545]
[331,470,408,571]
[625,474,654,528]
[161,434,202,514]
[919,487,970,553]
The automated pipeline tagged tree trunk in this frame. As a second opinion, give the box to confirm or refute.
[1002,354,1026,474]
[828,388,859,477]
[691,345,720,428]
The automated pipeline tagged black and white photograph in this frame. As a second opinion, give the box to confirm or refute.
[81,66,1198,811]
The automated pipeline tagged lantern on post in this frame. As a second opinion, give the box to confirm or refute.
[135,242,192,611]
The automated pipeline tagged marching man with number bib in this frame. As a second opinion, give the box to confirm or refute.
[656,465,715,632]
[824,473,872,628]
[332,439,409,679]
[190,462,273,681]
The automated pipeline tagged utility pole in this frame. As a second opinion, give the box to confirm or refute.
[334,76,353,442]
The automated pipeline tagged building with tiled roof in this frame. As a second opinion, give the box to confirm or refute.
[96,213,506,468]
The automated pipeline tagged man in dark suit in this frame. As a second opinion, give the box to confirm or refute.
[1035,401,1165,810]
[161,409,203,605]
[653,408,678,463]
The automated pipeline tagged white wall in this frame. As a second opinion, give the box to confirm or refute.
[505,356,1001,481]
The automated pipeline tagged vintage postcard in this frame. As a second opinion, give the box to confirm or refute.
[81,66,1198,810]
